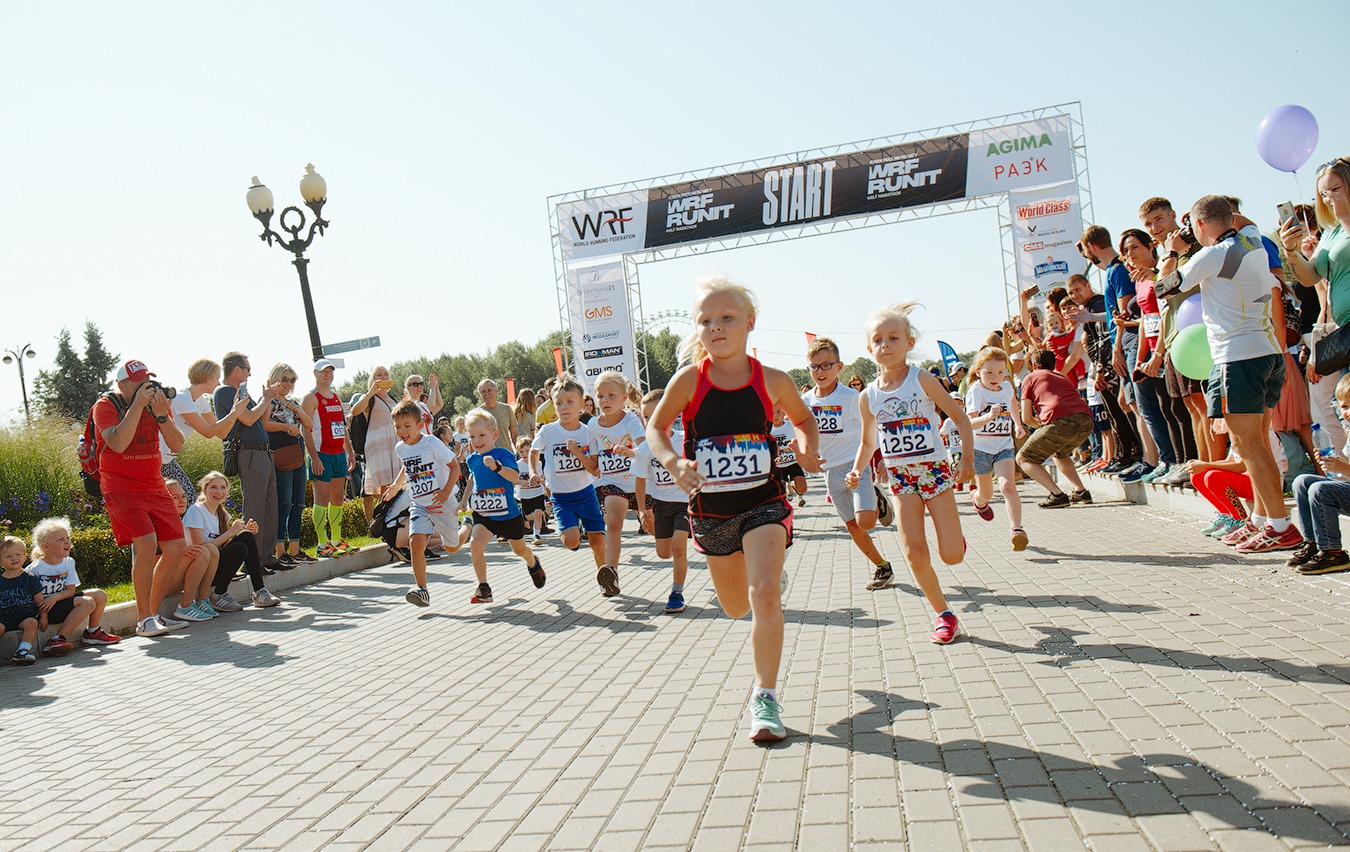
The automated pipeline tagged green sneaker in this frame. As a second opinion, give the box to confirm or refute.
[749,695,787,743]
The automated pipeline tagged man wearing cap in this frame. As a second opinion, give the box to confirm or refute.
[95,360,189,637]
[304,359,357,556]
[214,351,282,570]
[950,362,969,394]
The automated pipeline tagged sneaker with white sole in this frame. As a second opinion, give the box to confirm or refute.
[193,600,219,619]
[406,586,431,607]
[251,588,280,608]
[210,592,244,612]
[931,612,962,645]
[159,614,189,631]
[749,695,787,743]
[135,616,169,637]
[173,605,211,623]
[1235,525,1304,554]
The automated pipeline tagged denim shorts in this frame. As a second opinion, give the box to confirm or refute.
[973,447,1015,476]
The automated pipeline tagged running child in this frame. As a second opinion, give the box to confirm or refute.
[588,370,648,577]
[27,517,120,652]
[646,274,821,743]
[964,347,1028,550]
[771,405,809,507]
[457,409,545,603]
[802,337,896,590]
[303,359,356,557]
[515,436,548,543]
[635,389,691,614]
[847,302,974,645]
[386,400,465,606]
[531,375,611,595]
[0,536,42,664]
[939,393,964,492]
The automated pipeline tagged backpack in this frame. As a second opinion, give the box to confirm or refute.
[78,392,130,498]
[349,394,389,459]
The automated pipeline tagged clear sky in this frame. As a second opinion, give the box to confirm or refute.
[0,0,1341,419]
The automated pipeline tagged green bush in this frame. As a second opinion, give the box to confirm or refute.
[70,525,132,588]
[0,417,86,527]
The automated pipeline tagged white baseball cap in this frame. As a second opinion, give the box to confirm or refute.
[313,359,338,372]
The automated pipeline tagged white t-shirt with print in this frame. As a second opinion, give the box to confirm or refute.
[532,421,595,494]
[633,437,688,504]
[160,391,210,463]
[516,458,546,500]
[395,435,457,507]
[770,421,797,468]
[587,411,645,491]
[26,557,80,596]
[939,418,962,456]
[183,503,224,541]
[802,383,862,469]
[1179,224,1282,364]
[965,381,1017,454]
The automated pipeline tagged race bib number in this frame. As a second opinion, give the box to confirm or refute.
[694,434,771,493]
[406,462,439,498]
[552,444,586,473]
[879,419,934,463]
[976,406,1013,438]
[330,420,346,439]
[599,451,632,476]
[774,434,796,466]
[812,405,844,434]
[1142,313,1162,337]
[649,459,676,487]
[470,488,510,517]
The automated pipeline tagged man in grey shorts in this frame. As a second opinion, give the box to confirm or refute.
[802,338,896,590]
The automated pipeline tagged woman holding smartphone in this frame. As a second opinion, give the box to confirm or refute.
[351,365,400,514]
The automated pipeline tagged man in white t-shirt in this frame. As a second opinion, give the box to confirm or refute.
[802,338,894,589]
[1159,195,1298,554]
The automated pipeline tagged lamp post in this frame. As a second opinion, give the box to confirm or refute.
[2,344,36,422]
[247,164,330,362]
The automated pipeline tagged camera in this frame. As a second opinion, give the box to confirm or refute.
[1178,226,1198,247]
[146,380,177,400]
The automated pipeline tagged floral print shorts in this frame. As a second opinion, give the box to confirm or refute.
[886,459,954,501]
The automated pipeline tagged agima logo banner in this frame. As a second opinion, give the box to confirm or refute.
[643,134,968,249]
[558,191,650,261]
[965,116,1074,198]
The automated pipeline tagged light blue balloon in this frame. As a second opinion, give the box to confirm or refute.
[1256,105,1319,173]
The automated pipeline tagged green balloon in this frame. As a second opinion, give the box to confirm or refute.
[1170,324,1213,380]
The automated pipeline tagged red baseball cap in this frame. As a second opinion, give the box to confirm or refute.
[115,359,156,383]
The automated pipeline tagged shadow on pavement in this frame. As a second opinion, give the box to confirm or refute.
[970,625,1350,686]
[418,598,658,634]
[1021,546,1242,569]
[814,689,1348,845]
[949,585,1163,615]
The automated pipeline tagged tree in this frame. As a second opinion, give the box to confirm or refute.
[32,322,120,420]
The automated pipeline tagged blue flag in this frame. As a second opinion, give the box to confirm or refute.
[937,341,961,379]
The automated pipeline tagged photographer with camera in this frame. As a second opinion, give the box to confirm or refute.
[95,359,190,637]
[214,351,282,571]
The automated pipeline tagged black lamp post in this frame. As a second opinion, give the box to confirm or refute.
[247,165,330,362]
[2,344,36,422]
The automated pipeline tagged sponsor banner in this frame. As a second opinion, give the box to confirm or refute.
[557,191,649,261]
[644,133,969,248]
[965,115,1074,198]
[564,260,639,388]
[1008,180,1083,296]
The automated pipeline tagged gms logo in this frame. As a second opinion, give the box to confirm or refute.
[585,305,613,320]
[1034,256,1071,278]
[571,207,633,241]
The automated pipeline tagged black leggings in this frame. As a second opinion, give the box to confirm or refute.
[1160,387,1197,461]
[213,531,265,594]
[1100,378,1141,462]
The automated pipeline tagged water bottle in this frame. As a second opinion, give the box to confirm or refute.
[1313,423,1342,479]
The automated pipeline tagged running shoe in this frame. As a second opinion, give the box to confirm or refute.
[276,554,297,570]
[532,533,542,545]
[1118,462,1151,483]
[749,695,787,743]
[173,604,211,623]
[1069,489,1093,504]
[1139,463,1169,483]
[425,547,446,560]
[1297,549,1350,574]
[664,591,686,614]
[160,614,188,631]
[1199,514,1229,536]
[193,600,218,619]
[931,612,962,645]
[332,541,355,557]
[471,583,493,604]
[11,647,36,665]
[1208,516,1244,539]
[597,565,620,597]
[316,544,337,558]
[865,563,894,590]
[1235,525,1304,554]
[41,635,74,656]
[406,586,431,607]
[1038,492,1070,509]
[1220,521,1260,546]
[971,491,994,521]
[251,588,281,608]
[1011,528,1029,551]
[1101,459,1128,475]
[1285,541,1318,567]
[135,616,169,637]
[81,627,121,645]
[210,592,244,612]
[797,496,806,508]
[293,551,319,564]
[528,558,546,589]
[1160,466,1192,487]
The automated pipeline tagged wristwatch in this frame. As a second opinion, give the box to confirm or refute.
[1164,251,1179,261]
[155,414,169,423]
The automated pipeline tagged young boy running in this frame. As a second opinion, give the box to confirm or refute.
[802,338,895,590]
[385,400,464,606]
[771,405,809,507]
[635,389,691,614]
[458,409,545,603]
[531,375,611,595]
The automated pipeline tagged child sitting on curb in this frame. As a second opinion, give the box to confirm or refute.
[27,517,120,653]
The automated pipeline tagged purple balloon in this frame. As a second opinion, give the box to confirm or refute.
[1176,293,1203,330]
[1256,105,1319,172]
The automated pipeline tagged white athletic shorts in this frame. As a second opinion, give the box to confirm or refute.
[825,463,877,525]
[409,501,460,541]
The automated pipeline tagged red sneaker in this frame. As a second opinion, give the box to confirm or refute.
[971,490,994,521]
[931,613,962,645]
[41,635,74,656]
[1236,525,1304,554]
[1220,521,1260,546]
[81,627,121,645]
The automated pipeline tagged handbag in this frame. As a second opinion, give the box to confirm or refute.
[273,441,305,472]
[1313,322,1350,376]
[222,437,240,477]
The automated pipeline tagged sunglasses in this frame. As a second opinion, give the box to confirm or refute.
[408,381,424,387]
[1317,156,1349,173]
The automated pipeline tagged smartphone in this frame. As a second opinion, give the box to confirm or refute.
[239,383,248,399]
[375,379,395,390]
[1277,200,1297,227]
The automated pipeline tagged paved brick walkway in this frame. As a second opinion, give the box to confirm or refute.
[1,487,1347,850]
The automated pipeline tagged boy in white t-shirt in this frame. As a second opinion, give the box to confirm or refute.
[634,390,692,614]
[771,405,808,507]
[385,400,464,607]
[27,517,118,653]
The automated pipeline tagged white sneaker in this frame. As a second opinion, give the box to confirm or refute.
[135,616,168,637]
[173,605,211,623]
[159,614,189,631]
[252,588,280,608]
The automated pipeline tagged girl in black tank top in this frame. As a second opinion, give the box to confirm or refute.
[681,357,784,520]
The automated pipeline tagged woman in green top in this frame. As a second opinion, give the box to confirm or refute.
[1281,158,1350,336]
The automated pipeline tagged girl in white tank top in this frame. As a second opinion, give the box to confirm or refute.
[846,302,974,646]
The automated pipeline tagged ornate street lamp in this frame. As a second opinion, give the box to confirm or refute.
[2,344,37,422]
[247,165,330,361]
